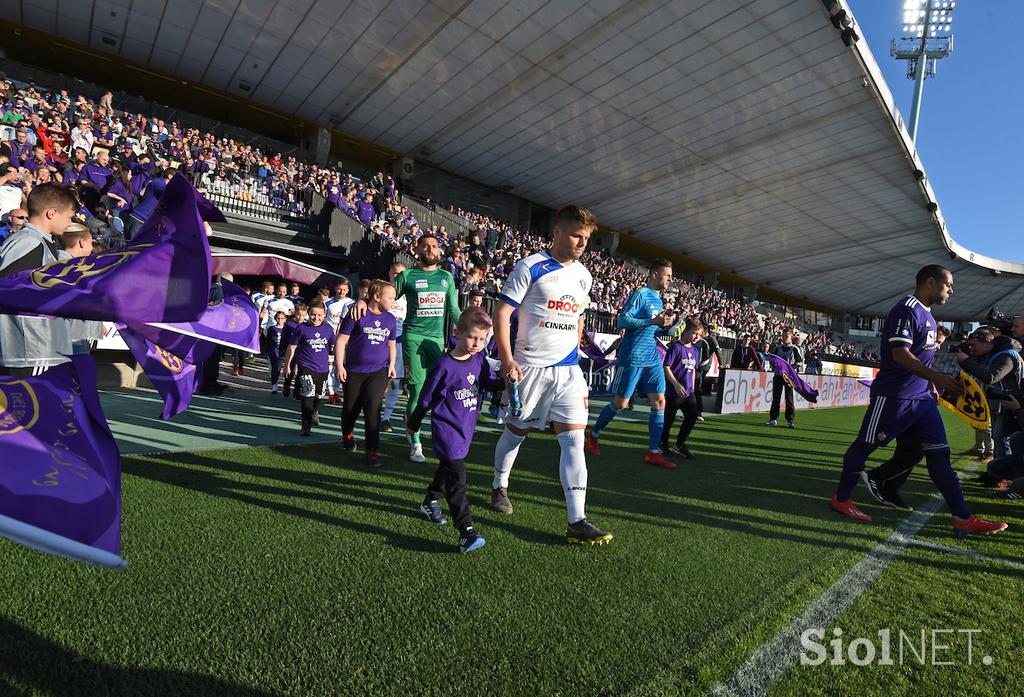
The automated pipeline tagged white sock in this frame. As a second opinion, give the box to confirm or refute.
[493,428,527,489]
[557,430,588,523]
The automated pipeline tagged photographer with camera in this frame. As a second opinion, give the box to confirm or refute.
[1012,315,1024,343]
[954,327,1023,462]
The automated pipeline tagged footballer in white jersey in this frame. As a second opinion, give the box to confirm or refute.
[491,205,612,545]
[498,250,592,368]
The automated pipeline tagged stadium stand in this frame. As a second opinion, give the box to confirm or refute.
[0,65,878,365]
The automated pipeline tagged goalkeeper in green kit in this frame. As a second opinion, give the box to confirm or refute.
[351,233,461,462]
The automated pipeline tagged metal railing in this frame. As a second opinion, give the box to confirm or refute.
[205,191,313,234]
[401,196,473,237]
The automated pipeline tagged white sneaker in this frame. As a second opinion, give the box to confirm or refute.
[764,419,777,426]
[695,415,705,422]
[271,385,279,394]
[409,442,426,463]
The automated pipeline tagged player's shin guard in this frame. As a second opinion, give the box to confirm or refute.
[649,408,664,452]
[923,446,971,519]
[557,430,588,523]
[493,428,527,489]
[592,403,619,437]
[836,440,876,501]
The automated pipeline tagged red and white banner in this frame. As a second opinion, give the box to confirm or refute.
[719,368,876,414]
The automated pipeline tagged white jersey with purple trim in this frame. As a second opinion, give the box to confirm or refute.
[498,251,592,368]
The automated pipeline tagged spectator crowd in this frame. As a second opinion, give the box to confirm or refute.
[1,68,878,366]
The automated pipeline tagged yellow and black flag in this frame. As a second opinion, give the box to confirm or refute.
[939,371,991,430]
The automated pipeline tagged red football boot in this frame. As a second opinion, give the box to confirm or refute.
[952,515,1008,536]
[644,451,677,470]
[830,496,872,522]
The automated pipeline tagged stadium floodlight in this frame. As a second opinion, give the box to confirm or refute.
[891,0,956,141]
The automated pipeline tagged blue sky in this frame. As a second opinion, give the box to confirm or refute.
[850,1,1022,262]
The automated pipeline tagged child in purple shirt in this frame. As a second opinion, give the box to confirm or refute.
[335,280,397,466]
[264,310,287,394]
[407,307,504,553]
[283,301,335,436]
[661,319,704,459]
[279,303,307,398]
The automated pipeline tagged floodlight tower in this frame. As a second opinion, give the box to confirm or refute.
[891,0,956,141]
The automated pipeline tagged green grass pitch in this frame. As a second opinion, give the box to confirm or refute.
[1,406,1021,696]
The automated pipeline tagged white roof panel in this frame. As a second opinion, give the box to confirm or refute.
[20,0,1022,318]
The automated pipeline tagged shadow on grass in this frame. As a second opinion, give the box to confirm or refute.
[121,418,1023,571]
[122,450,443,551]
[0,617,273,696]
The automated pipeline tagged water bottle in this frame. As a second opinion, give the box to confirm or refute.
[508,377,523,418]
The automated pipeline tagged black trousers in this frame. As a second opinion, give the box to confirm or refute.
[200,346,224,390]
[662,392,699,449]
[427,458,472,531]
[282,359,296,397]
[341,367,389,450]
[268,353,281,387]
[296,367,329,429]
[769,374,795,423]
[868,436,920,492]
[123,215,145,240]
[695,371,706,415]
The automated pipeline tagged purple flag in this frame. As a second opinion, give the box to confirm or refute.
[118,327,204,420]
[115,281,259,419]
[0,174,211,324]
[580,330,613,370]
[0,355,125,568]
[766,354,819,403]
[135,278,261,357]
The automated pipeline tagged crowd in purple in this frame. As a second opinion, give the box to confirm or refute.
[0,70,876,364]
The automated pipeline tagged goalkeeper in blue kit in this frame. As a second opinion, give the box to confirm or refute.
[586,258,681,469]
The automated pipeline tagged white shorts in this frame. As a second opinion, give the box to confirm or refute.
[506,364,589,430]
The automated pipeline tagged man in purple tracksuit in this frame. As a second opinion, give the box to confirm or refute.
[830,265,1007,536]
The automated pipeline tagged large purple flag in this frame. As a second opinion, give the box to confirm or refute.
[766,354,819,403]
[134,279,261,357]
[0,355,125,568]
[118,327,204,420]
[0,174,211,324]
[115,280,259,419]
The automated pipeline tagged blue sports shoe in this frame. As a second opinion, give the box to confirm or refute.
[459,527,486,553]
[420,499,448,526]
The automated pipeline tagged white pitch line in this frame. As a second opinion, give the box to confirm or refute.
[709,463,981,697]
[909,538,1024,572]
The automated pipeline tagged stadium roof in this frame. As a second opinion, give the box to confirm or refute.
[11,0,1024,319]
